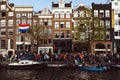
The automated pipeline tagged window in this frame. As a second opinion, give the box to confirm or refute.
[27,20,32,25]
[0,29,6,36]
[94,31,99,40]
[44,21,48,26]
[39,19,43,26]
[8,20,13,26]
[94,10,98,17]
[106,31,110,40]
[0,20,6,26]
[48,28,52,35]
[118,14,120,17]
[16,20,20,25]
[8,29,13,35]
[100,10,104,18]
[16,13,21,18]
[60,31,64,38]
[66,22,70,28]
[28,13,32,18]
[48,19,52,26]
[44,39,47,44]
[60,11,64,18]
[100,31,104,40]
[22,20,26,24]
[1,5,6,10]
[54,31,59,38]
[22,13,26,17]
[60,22,64,28]
[80,11,84,17]
[115,19,119,25]
[100,20,104,28]
[66,11,70,18]
[54,12,59,18]
[48,39,52,44]
[8,12,14,16]
[66,31,70,38]
[74,11,78,17]
[0,40,6,49]
[105,10,110,17]
[105,20,110,28]
[1,12,6,17]
[55,22,59,28]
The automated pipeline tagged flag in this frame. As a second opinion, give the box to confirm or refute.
[18,24,30,33]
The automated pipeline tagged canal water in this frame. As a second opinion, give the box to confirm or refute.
[0,68,120,80]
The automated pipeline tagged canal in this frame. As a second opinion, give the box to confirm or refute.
[0,68,120,80]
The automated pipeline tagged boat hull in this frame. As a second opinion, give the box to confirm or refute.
[79,66,106,71]
[8,64,43,70]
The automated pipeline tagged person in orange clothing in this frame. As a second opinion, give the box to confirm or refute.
[79,53,84,62]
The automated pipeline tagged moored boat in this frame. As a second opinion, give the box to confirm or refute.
[8,60,43,70]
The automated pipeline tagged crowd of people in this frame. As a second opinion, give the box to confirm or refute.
[0,51,118,65]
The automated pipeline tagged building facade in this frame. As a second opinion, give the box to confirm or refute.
[91,3,114,54]
[111,0,120,53]
[72,3,92,53]
[0,0,15,55]
[52,0,73,53]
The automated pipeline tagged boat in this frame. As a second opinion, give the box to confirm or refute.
[79,65,107,71]
[47,63,67,68]
[111,64,120,69]
[8,60,43,70]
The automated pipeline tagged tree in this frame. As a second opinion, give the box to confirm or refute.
[26,24,45,52]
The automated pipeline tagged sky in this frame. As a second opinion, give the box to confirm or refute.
[8,0,108,11]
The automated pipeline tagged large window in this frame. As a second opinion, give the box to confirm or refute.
[60,22,64,28]
[94,10,98,17]
[0,40,6,49]
[60,31,64,38]
[16,13,21,18]
[106,31,110,40]
[8,20,14,26]
[105,10,110,17]
[60,11,64,18]
[39,19,43,26]
[0,29,6,36]
[0,20,6,26]
[48,19,52,26]
[54,31,59,38]
[100,10,104,18]
[8,29,14,35]
[16,19,20,25]
[105,20,110,28]
[27,20,32,25]
[8,12,14,17]
[55,22,59,29]
[73,11,78,17]
[28,13,32,18]
[66,11,70,18]
[66,31,70,38]
[1,5,6,10]
[66,22,70,28]
[80,11,84,17]
[54,12,59,18]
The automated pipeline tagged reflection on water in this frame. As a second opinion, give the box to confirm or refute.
[0,68,120,80]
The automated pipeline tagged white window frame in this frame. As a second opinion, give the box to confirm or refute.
[66,22,70,28]
[1,5,6,10]
[55,22,59,29]
[94,10,98,17]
